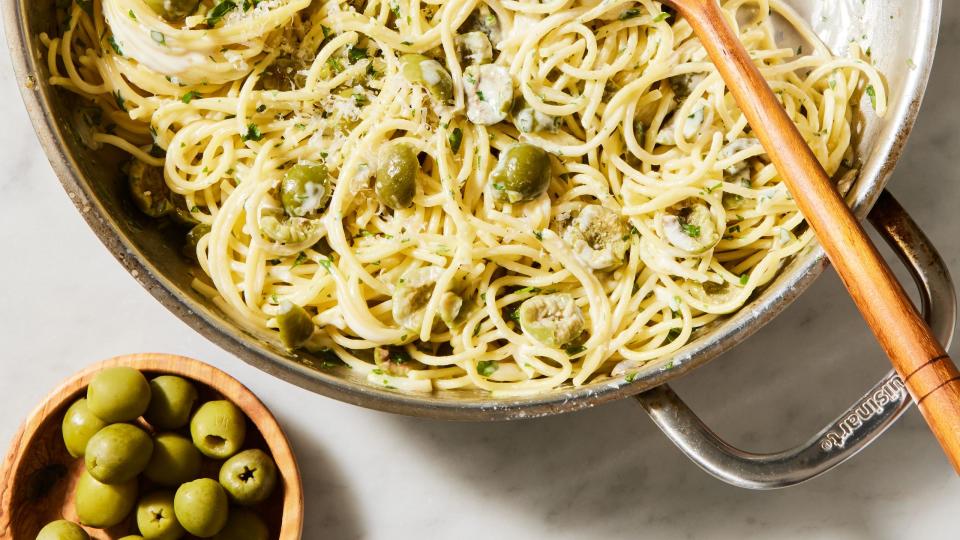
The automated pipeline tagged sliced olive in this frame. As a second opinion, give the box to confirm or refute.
[376,141,419,210]
[392,266,442,330]
[561,205,630,270]
[511,99,559,134]
[438,291,463,328]
[661,203,720,253]
[143,0,200,21]
[373,346,417,376]
[462,5,502,46]
[489,143,552,203]
[128,160,174,218]
[258,56,306,91]
[400,54,454,105]
[463,64,514,126]
[276,301,314,349]
[259,212,320,244]
[655,99,707,145]
[456,31,493,65]
[667,72,706,102]
[518,293,585,348]
[718,138,761,177]
[282,162,330,218]
[74,106,102,151]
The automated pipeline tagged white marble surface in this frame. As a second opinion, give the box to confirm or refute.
[3,7,960,540]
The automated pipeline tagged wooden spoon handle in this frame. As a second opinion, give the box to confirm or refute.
[669,0,960,471]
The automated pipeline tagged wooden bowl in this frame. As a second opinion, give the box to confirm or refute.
[0,353,303,539]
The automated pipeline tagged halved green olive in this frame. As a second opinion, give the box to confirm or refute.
[258,56,307,91]
[518,293,585,348]
[128,161,174,218]
[282,162,330,218]
[277,301,314,349]
[392,266,442,330]
[660,203,720,253]
[511,99,559,133]
[489,143,552,203]
[462,5,502,46]
[143,0,200,21]
[561,204,630,270]
[376,142,419,210]
[400,54,454,104]
[463,64,514,126]
[456,31,493,65]
[259,212,320,244]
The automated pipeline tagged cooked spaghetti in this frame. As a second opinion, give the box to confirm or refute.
[43,0,885,395]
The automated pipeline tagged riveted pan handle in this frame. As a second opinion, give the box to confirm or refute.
[636,190,957,489]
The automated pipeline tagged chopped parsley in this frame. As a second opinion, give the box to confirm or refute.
[865,84,877,110]
[180,90,201,104]
[477,360,497,377]
[113,91,127,112]
[652,11,670,22]
[107,36,123,56]
[291,251,308,268]
[348,46,368,63]
[681,223,701,238]
[448,127,463,153]
[625,372,639,383]
[206,0,238,26]
[242,123,263,142]
[150,31,167,46]
[740,273,749,286]
[564,344,587,356]
[619,8,642,20]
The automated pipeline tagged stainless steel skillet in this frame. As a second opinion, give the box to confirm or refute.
[4,0,952,488]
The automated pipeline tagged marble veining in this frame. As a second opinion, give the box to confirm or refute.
[2,4,960,539]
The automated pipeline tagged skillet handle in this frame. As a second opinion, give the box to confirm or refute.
[636,190,957,489]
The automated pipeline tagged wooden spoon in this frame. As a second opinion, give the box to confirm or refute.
[663,0,960,471]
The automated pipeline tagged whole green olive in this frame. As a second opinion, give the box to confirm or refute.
[183,223,210,259]
[212,508,269,540]
[143,0,200,21]
[36,520,89,540]
[276,301,314,349]
[145,375,198,430]
[190,400,247,459]
[129,161,174,218]
[137,491,185,540]
[62,398,108,458]
[518,293,585,348]
[144,432,203,487]
[75,470,138,528]
[174,479,229,538]
[86,366,151,423]
[219,448,278,506]
[281,162,331,218]
[375,142,419,210]
[84,423,154,484]
[489,143,552,203]
[400,54,454,104]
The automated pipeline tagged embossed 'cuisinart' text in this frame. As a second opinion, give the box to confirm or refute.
[819,376,906,451]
